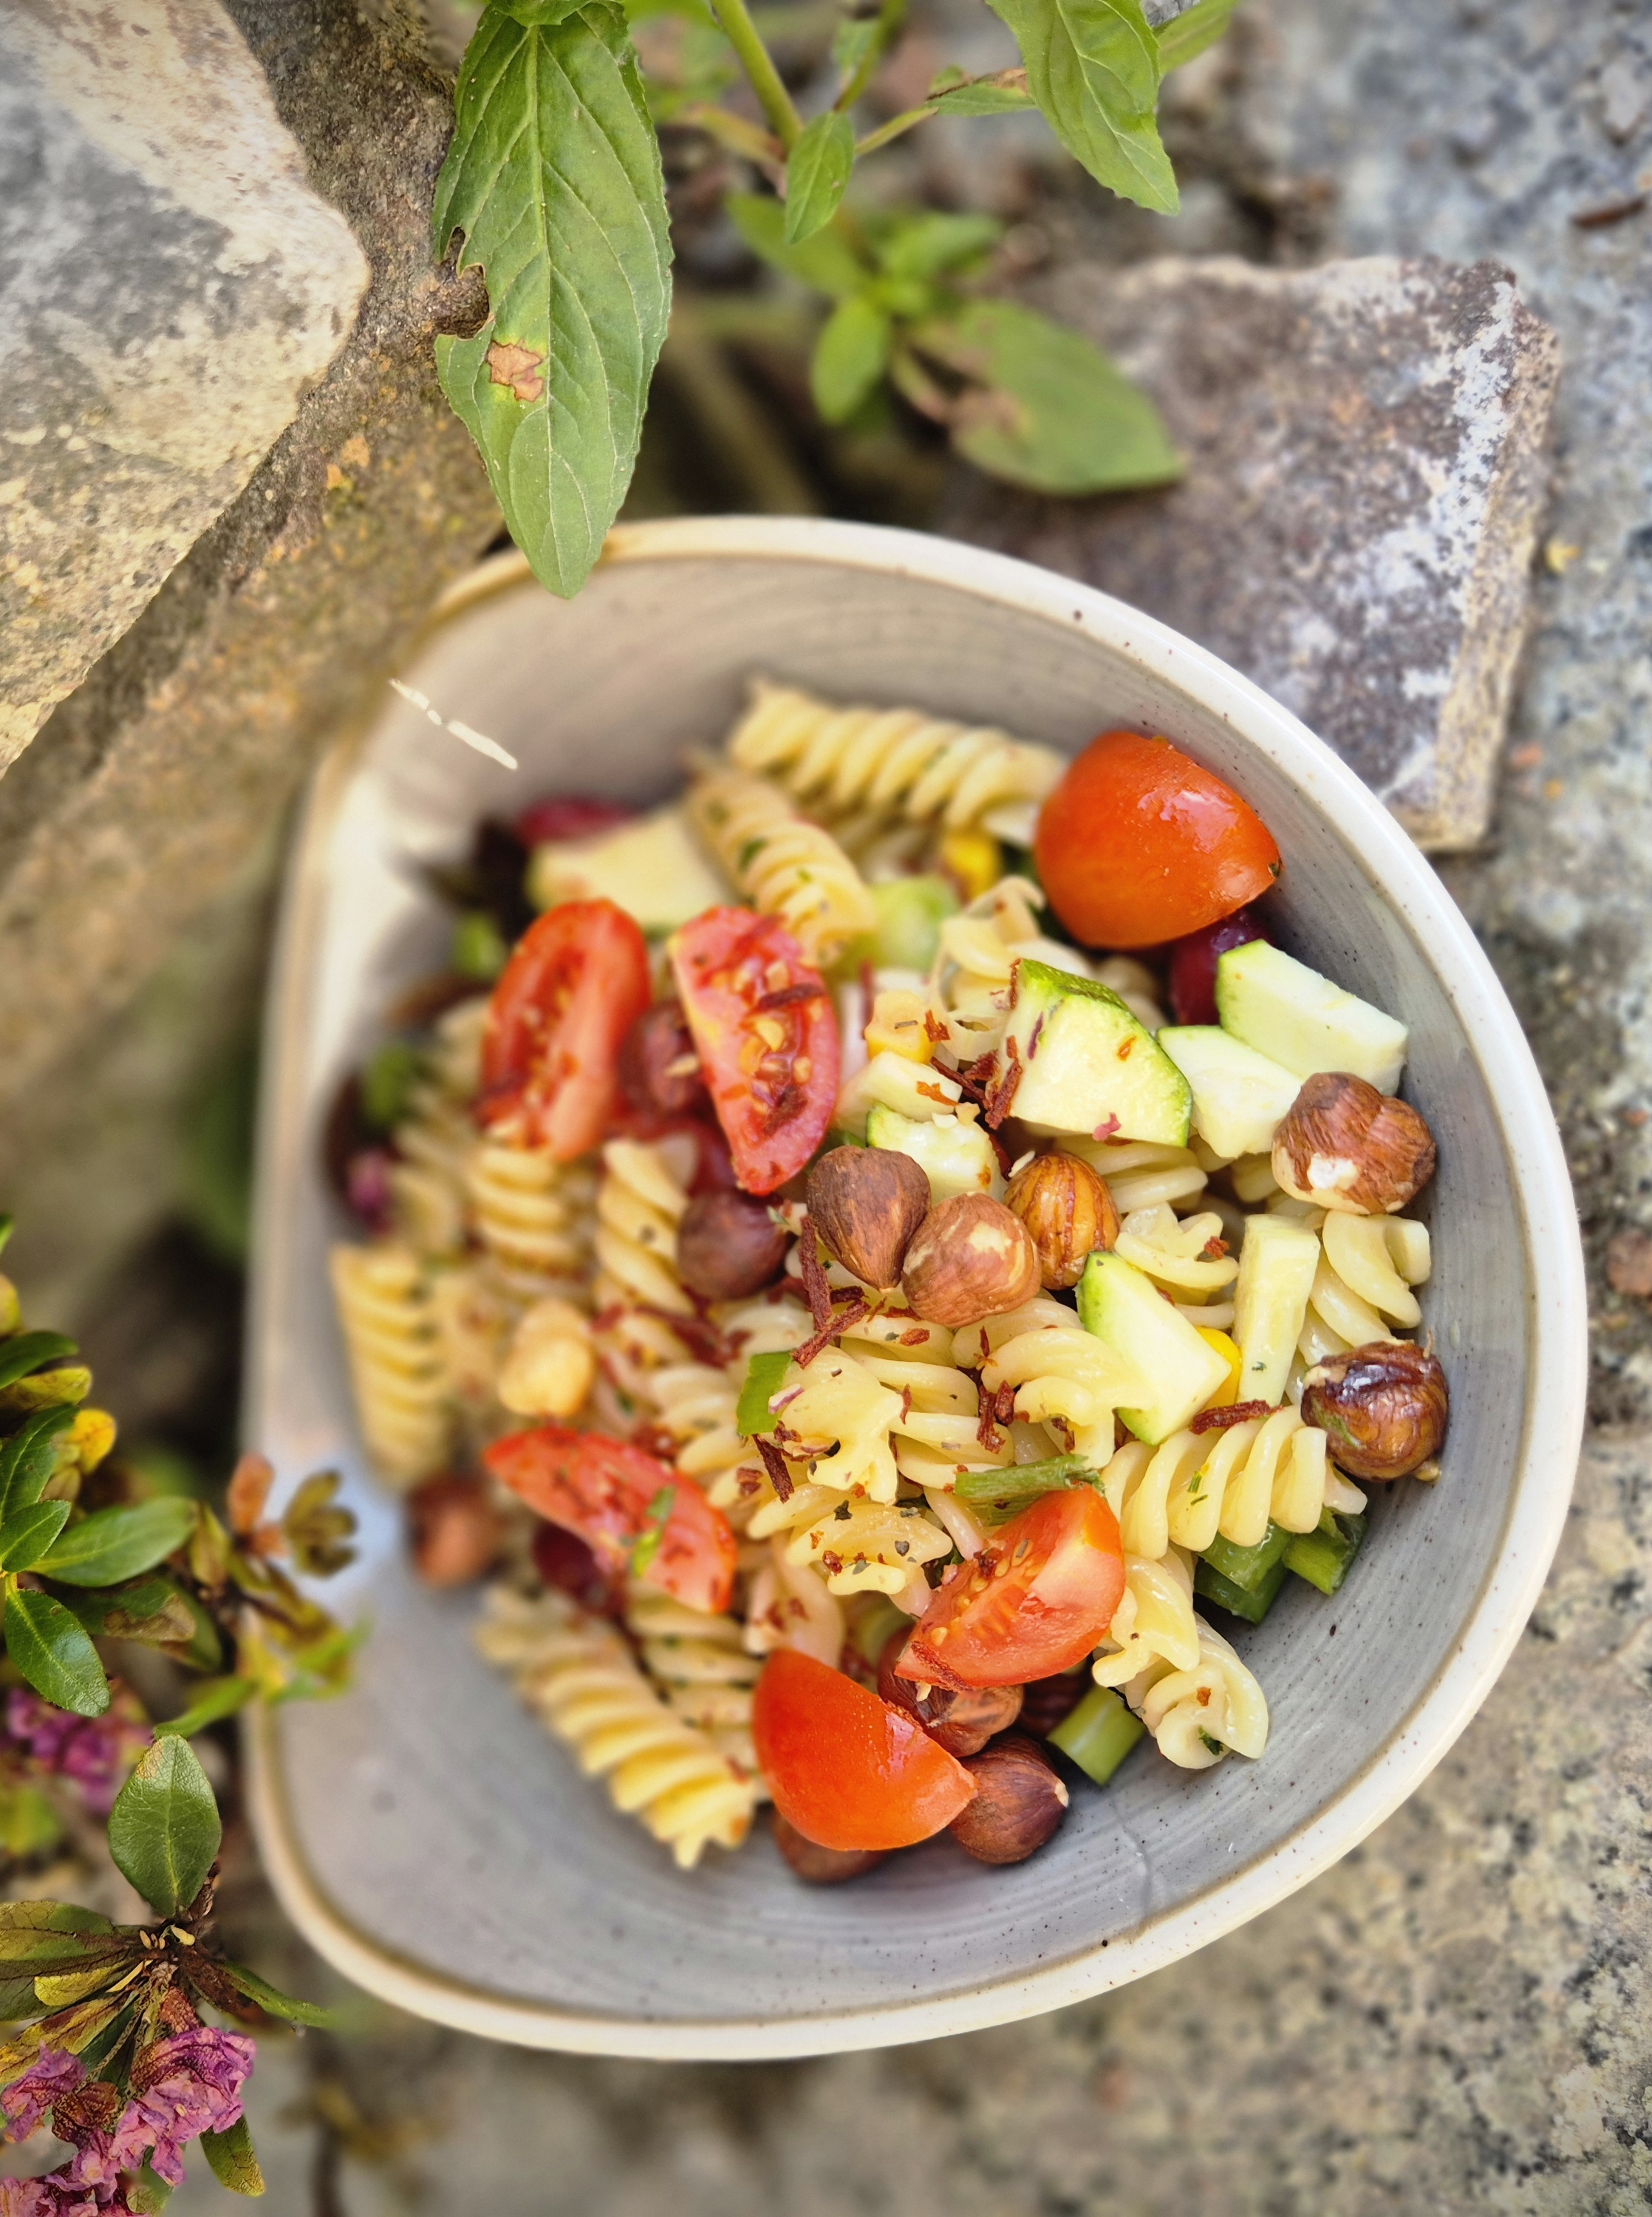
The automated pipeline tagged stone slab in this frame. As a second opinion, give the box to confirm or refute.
[0,0,370,768]
[945,253,1559,851]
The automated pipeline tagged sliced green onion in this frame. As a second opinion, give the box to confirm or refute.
[1284,1508,1367,1596]
[1048,1683,1145,1786]
[735,1349,793,1437]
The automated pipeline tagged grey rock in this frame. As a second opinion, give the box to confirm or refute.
[0,0,502,1118]
[946,253,1559,851]
[0,0,370,769]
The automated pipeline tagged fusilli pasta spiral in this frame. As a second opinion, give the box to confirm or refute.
[1122,1615,1269,1769]
[466,1140,594,1301]
[1092,1545,1202,1688]
[958,1299,1141,1462]
[1108,1403,1330,1561]
[329,1242,452,1485]
[625,1590,763,1771]
[686,766,876,964]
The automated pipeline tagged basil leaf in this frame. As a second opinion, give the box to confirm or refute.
[0,1406,76,1521]
[201,2116,266,2197]
[784,111,855,244]
[0,1332,78,1392]
[433,3,672,599]
[218,1958,337,2029]
[811,297,891,423]
[905,299,1181,493]
[736,1349,793,1436]
[35,1498,199,1587]
[726,191,867,299]
[1155,0,1241,70]
[4,1588,110,1718]
[985,0,1177,212]
[0,1499,71,1573]
[107,1736,220,1918]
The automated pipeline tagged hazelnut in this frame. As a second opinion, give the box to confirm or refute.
[901,1194,1041,1327]
[1015,1672,1088,1740]
[948,1736,1068,1864]
[773,1809,888,1884]
[677,1190,789,1300]
[619,999,708,1120]
[877,1629,1023,1756]
[1005,1151,1119,1290]
[1272,1072,1436,1215]
[408,1474,502,1587]
[805,1146,931,1290]
[532,1520,624,1615]
[1300,1339,1448,1479]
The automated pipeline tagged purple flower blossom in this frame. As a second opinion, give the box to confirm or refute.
[65,2027,255,2193]
[3,1692,149,1817]
[0,2049,84,2142]
[0,2175,134,2216]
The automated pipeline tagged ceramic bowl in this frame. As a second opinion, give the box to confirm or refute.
[245,516,1586,2060]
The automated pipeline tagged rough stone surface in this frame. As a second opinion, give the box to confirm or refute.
[0,0,370,767]
[946,253,1559,851]
[0,0,500,1118]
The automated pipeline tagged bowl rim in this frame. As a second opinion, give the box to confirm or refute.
[247,513,1588,2060]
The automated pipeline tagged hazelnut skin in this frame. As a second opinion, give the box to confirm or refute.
[1015,1672,1089,1740]
[1272,1072,1436,1215]
[948,1736,1069,1864]
[805,1146,932,1289]
[1005,1151,1119,1290]
[677,1190,789,1300]
[408,1474,502,1587]
[1300,1340,1448,1479]
[901,1194,1042,1328]
[773,1809,888,1884]
[618,1000,708,1120]
[877,1629,1023,1757]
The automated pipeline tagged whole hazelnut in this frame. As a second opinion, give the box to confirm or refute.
[1272,1072,1436,1215]
[901,1194,1041,1327]
[1015,1672,1088,1740]
[1005,1151,1119,1290]
[677,1190,789,1300]
[878,1629,1023,1757]
[1300,1339,1448,1479]
[773,1809,888,1884]
[408,1474,502,1587]
[619,1000,708,1120]
[948,1736,1068,1865]
[805,1146,932,1290]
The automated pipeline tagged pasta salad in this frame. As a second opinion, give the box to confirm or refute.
[325,682,1447,1879]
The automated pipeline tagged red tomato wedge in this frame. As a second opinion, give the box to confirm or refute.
[479,900,652,1159]
[668,908,839,1196]
[1035,732,1281,950]
[896,1489,1126,1689]
[484,1426,736,1615]
[753,1650,977,1851]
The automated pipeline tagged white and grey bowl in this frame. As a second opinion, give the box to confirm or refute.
[245,517,1586,2060]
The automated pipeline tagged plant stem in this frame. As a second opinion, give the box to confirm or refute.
[854,101,935,156]
[708,0,805,149]
[678,102,785,173]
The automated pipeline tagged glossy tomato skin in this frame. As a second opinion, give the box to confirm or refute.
[485,1426,736,1615]
[1168,905,1269,1026]
[896,1488,1126,1689]
[753,1650,977,1851]
[669,908,839,1196]
[479,899,652,1159]
[1035,732,1281,950]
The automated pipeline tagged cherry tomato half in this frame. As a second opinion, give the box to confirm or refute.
[669,908,839,1196]
[1035,733,1280,950]
[753,1649,977,1851]
[1167,905,1269,1026]
[485,1426,737,1615]
[478,899,652,1159]
[896,1488,1126,1689]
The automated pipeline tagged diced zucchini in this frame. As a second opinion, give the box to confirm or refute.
[1201,1519,1293,1595]
[1157,1025,1303,1160]
[1215,941,1407,1093]
[1048,1684,1145,1785]
[1285,1507,1367,1595]
[1005,959,1191,1145]
[1194,1555,1287,1625]
[835,1051,962,1140]
[1077,1252,1231,1445]
[867,1103,1003,1202]
[528,806,727,933]
[868,876,960,972]
[1231,1215,1320,1406]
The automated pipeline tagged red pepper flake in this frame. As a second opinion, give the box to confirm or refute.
[983,1035,1023,1129]
[1117,1038,1134,1060]
[1028,1010,1045,1060]
[915,1080,954,1105]
[760,1080,807,1134]
[1092,1114,1121,1142]
[1189,1399,1272,1434]
[899,1327,930,1347]
[757,981,821,1011]
[923,1009,949,1045]
[794,1295,871,1370]
[994,1383,1017,1427]
[1201,1236,1230,1259]
[755,1434,795,1502]
[899,1386,913,1426]
[796,1216,834,1335]
[976,1382,1003,1451]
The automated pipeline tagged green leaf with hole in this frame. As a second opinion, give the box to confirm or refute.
[433,2,672,598]
[904,299,1182,492]
[0,1406,77,1521]
[107,1735,220,1917]
[4,1587,109,1718]
[811,296,892,422]
[1155,0,1242,69]
[985,0,1176,211]
[785,111,855,244]
[202,2117,266,2198]
[35,1498,200,1587]
[726,191,868,299]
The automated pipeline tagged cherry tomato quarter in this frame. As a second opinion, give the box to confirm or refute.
[753,1649,977,1850]
[484,1426,736,1615]
[896,1488,1126,1689]
[479,899,652,1159]
[1167,905,1269,1026]
[668,908,839,1196]
[1035,732,1280,950]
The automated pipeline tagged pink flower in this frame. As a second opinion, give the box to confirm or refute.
[0,2176,134,2216]
[69,2027,256,2193]
[0,2049,85,2142]
[4,1691,149,1817]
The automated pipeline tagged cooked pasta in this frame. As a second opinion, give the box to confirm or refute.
[1297,1213,1432,1368]
[1113,1203,1239,1328]
[466,1139,594,1301]
[743,1536,845,1666]
[960,1299,1142,1462]
[1122,1616,1270,1769]
[593,1135,694,1329]
[1092,1548,1202,1688]
[1110,1403,1330,1561]
[625,1590,762,1771]
[726,678,1066,849]
[385,997,491,1259]
[477,1587,758,1867]
[329,1242,451,1485]
[686,765,876,964]
[783,1495,953,1604]
[1067,1137,1210,1217]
